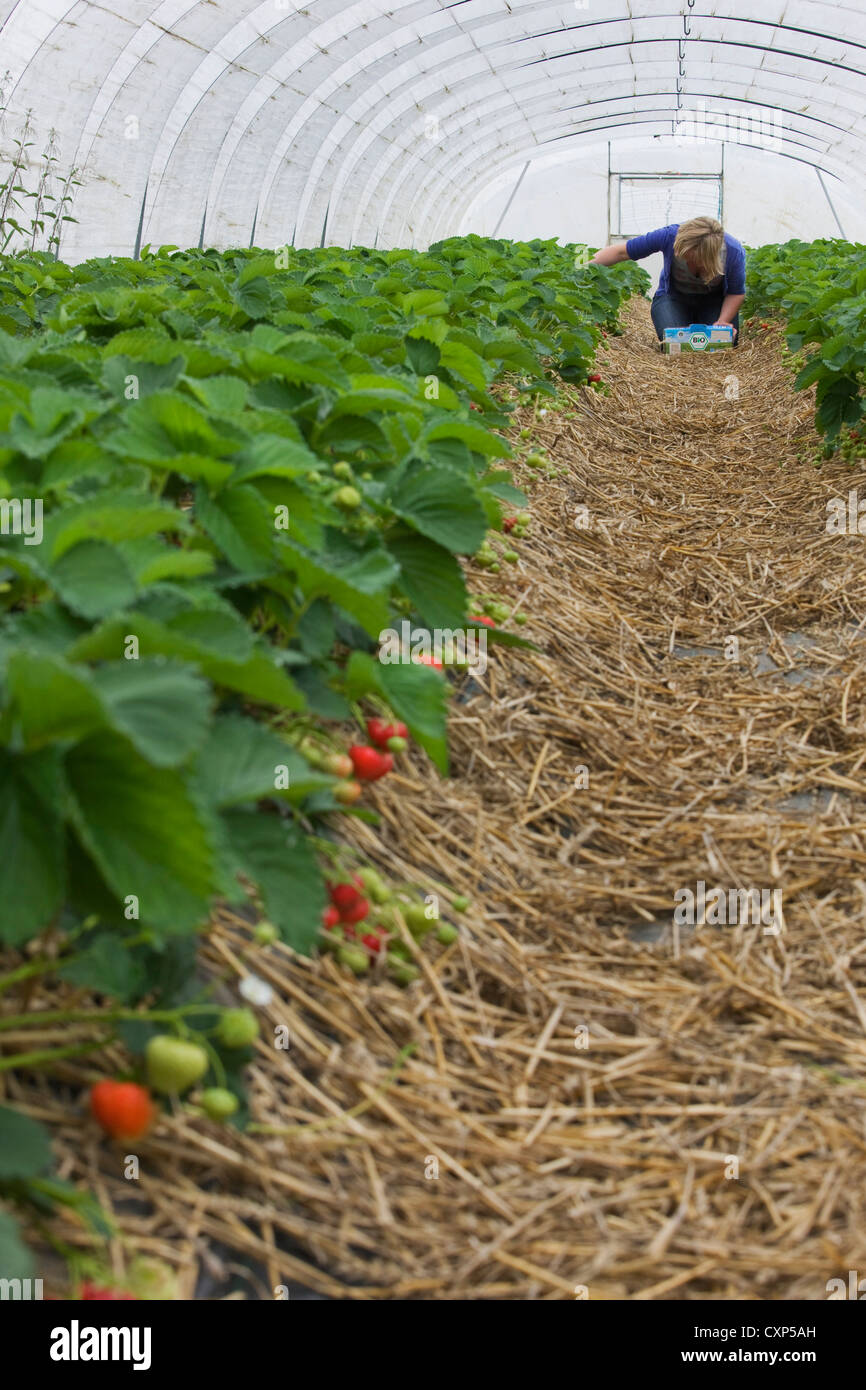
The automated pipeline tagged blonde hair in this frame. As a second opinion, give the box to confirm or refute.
[674,217,725,280]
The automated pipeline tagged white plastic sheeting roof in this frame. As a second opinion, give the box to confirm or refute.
[1,0,864,256]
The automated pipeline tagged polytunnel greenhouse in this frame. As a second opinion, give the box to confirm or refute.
[1,0,866,1333]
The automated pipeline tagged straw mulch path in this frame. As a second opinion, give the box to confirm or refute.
[6,298,866,1299]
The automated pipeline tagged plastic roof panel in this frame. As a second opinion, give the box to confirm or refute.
[1,0,864,255]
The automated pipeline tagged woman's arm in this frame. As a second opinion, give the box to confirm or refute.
[591,243,632,266]
[713,293,745,326]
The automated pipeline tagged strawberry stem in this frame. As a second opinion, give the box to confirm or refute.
[0,1038,111,1072]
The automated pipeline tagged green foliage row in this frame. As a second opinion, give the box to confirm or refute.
[0,234,647,1279]
[0,235,645,958]
[746,238,866,447]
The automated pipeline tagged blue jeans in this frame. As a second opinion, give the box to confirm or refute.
[651,291,739,343]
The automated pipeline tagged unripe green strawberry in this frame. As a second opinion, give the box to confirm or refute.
[299,738,326,767]
[358,866,391,903]
[217,1008,259,1048]
[200,1087,239,1121]
[334,486,361,510]
[338,945,370,975]
[517,512,531,525]
[127,1256,178,1302]
[436,923,459,945]
[404,902,436,936]
[333,461,354,481]
[386,735,407,752]
[322,751,353,778]
[254,921,278,945]
[503,550,519,564]
[451,894,471,913]
[526,453,546,468]
[387,955,420,986]
[489,562,500,572]
[515,613,527,625]
[145,1036,209,1096]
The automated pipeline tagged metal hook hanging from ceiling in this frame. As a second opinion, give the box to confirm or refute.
[679,6,693,105]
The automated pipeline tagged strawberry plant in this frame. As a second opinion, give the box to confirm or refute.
[0,234,644,1274]
[746,238,866,447]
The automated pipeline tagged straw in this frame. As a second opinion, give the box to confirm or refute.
[4,300,866,1300]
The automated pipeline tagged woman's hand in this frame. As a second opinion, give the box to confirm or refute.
[711,319,738,342]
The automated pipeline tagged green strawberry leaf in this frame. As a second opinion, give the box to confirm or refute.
[385,529,468,627]
[223,810,326,954]
[0,750,66,944]
[0,1106,53,1179]
[50,540,137,620]
[65,732,216,934]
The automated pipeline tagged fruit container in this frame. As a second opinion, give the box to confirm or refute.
[663,324,734,355]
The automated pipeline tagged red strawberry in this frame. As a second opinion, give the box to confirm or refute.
[80,1282,136,1301]
[588,373,602,384]
[366,718,407,749]
[366,717,390,747]
[89,1081,155,1142]
[328,878,364,911]
[414,654,444,671]
[503,517,517,533]
[361,932,383,954]
[469,614,495,628]
[322,906,341,929]
[349,745,394,780]
[339,897,371,925]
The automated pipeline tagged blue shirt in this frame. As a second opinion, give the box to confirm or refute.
[625,224,746,298]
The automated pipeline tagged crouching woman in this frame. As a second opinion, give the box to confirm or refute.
[591,216,746,344]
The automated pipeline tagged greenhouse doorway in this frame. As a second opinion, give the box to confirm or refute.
[610,172,723,242]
